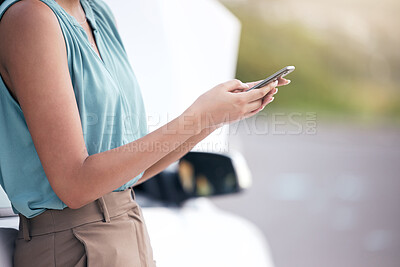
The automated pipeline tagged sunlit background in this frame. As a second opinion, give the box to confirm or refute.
[211,0,400,267]
[0,0,397,266]
[223,0,400,121]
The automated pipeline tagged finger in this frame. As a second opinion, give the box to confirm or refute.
[246,98,272,119]
[261,94,273,107]
[245,91,277,118]
[261,87,277,106]
[244,106,262,119]
[222,79,249,92]
[277,77,291,86]
[244,99,263,114]
[242,80,278,102]
[244,102,265,118]
[245,80,263,89]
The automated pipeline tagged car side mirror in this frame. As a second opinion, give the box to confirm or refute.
[135,151,252,205]
[178,151,252,198]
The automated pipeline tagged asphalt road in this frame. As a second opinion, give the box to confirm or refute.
[211,115,400,267]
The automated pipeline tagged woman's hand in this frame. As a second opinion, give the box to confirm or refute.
[184,77,290,131]
[244,76,290,115]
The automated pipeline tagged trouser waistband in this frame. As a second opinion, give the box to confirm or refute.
[18,187,138,241]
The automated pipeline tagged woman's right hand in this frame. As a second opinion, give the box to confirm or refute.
[183,79,279,132]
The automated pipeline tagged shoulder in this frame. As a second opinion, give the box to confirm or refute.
[0,0,62,44]
[0,0,65,67]
[0,0,58,25]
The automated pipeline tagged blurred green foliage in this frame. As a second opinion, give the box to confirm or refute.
[223,4,400,122]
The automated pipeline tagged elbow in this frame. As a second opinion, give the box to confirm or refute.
[54,164,92,209]
[64,198,85,210]
[63,188,91,209]
[56,185,87,210]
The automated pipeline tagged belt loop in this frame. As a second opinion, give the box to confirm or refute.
[19,214,31,241]
[129,186,136,200]
[97,197,111,223]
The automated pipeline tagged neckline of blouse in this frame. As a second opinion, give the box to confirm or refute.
[51,0,98,31]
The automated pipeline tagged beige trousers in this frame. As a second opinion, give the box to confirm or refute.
[14,187,156,267]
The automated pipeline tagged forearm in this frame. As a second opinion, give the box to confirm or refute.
[135,126,218,185]
[49,78,279,209]
[64,113,200,208]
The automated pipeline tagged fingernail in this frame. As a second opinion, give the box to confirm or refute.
[274,88,278,94]
[287,80,291,84]
[269,97,274,103]
[261,105,266,111]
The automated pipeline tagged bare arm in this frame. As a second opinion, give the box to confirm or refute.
[0,2,281,209]
[136,126,217,185]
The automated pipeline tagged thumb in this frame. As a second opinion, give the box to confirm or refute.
[245,80,263,89]
[222,79,249,92]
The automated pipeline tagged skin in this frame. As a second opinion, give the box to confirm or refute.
[0,0,289,209]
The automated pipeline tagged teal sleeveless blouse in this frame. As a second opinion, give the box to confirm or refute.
[0,0,148,218]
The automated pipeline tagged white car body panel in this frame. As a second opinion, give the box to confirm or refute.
[0,217,18,230]
[143,198,274,267]
[105,0,240,151]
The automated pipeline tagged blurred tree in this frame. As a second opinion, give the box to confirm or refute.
[221,0,400,122]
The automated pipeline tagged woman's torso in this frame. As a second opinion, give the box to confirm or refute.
[0,0,148,218]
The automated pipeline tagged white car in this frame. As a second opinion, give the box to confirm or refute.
[0,151,274,267]
[1,1,275,266]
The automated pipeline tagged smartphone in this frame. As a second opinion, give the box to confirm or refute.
[246,66,295,91]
